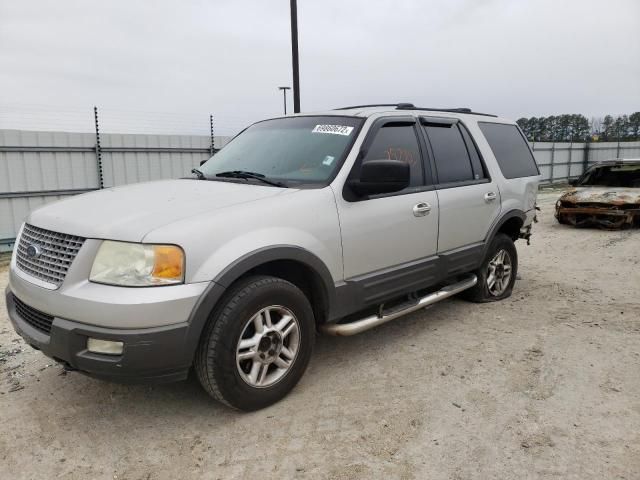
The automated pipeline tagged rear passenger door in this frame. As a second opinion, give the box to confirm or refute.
[420,117,500,253]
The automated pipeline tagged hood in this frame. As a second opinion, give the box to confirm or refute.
[560,186,640,205]
[28,179,293,241]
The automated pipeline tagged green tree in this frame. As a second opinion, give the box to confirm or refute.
[571,114,590,141]
[529,117,543,142]
[557,115,572,141]
[513,113,635,142]
[629,112,640,140]
[613,115,630,140]
[602,115,615,141]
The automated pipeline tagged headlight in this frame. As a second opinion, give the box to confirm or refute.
[90,241,184,286]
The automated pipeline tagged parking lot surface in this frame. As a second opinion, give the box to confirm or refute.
[1,192,639,479]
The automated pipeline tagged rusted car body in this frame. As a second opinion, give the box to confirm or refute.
[555,159,640,229]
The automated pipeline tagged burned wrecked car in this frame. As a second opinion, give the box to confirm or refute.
[556,159,640,229]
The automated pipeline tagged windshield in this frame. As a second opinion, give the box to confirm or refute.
[199,116,363,186]
[579,164,640,188]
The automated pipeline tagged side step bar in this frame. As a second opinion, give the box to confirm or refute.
[320,274,477,336]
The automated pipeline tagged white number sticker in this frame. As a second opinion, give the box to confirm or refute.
[312,124,354,136]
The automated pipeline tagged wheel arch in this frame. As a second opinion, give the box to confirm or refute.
[196,245,334,322]
[216,246,335,327]
[183,246,336,367]
[483,210,525,256]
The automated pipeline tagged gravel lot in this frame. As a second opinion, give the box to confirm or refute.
[1,192,639,480]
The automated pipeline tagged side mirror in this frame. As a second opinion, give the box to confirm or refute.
[200,159,208,166]
[568,179,578,187]
[348,160,410,196]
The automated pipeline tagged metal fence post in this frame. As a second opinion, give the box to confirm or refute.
[567,141,572,181]
[582,140,590,175]
[93,106,104,189]
[550,142,555,184]
[209,114,215,156]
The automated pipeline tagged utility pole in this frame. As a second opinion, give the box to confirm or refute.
[209,114,215,156]
[290,0,300,113]
[93,106,104,189]
[278,86,291,114]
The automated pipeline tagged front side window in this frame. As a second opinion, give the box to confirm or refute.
[425,124,474,184]
[200,116,363,186]
[361,124,424,187]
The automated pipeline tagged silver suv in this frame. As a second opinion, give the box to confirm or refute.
[5,103,540,410]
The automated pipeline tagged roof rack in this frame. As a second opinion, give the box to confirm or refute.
[334,103,497,118]
[401,106,497,117]
[334,103,413,110]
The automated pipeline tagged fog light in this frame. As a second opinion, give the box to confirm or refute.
[87,338,124,355]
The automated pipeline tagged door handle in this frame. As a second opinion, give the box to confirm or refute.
[484,192,497,202]
[413,202,431,217]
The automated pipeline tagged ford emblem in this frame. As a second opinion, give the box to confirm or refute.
[26,244,42,259]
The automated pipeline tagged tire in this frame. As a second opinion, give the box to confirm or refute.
[195,275,315,411]
[462,233,518,303]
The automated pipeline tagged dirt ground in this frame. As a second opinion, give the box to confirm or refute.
[0,192,639,480]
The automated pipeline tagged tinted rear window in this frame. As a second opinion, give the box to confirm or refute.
[478,123,539,179]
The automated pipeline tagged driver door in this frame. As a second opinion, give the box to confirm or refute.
[335,117,440,304]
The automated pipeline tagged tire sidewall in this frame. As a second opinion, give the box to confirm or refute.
[477,234,518,301]
[206,277,315,411]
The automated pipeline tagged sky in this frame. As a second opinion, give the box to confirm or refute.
[0,0,639,135]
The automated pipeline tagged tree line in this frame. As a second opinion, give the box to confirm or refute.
[516,112,640,142]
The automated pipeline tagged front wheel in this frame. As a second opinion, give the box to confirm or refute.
[463,233,518,302]
[195,275,315,411]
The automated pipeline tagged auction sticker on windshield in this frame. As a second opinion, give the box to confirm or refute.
[312,125,354,136]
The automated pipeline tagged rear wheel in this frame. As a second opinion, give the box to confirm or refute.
[195,275,315,411]
[463,233,518,302]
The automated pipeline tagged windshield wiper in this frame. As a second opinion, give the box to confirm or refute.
[215,170,286,188]
[191,168,207,180]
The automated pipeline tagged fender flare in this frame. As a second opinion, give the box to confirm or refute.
[182,246,336,362]
[482,209,526,257]
[212,245,335,295]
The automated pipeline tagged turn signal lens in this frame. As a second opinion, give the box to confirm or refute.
[152,245,184,281]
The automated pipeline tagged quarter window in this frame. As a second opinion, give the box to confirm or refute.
[362,124,423,187]
[478,122,539,179]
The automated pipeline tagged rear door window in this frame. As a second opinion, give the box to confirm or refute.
[478,123,539,178]
[460,125,487,180]
[423,124,474,184]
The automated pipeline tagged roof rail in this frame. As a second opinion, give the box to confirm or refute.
[334,103,414,110]
[396,105,497,117]
[334,103,496,117]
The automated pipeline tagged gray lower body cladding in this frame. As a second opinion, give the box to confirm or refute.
[5,285,225,383]
[4,240,502,383]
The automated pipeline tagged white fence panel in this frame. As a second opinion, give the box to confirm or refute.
[0,129,230,251]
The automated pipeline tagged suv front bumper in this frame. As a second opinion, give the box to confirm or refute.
[5,286,199,382]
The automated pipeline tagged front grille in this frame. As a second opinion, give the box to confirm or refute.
[16,224,85,288]
[12,295,54,334]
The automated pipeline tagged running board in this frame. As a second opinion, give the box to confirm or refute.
[320,274,477,336]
